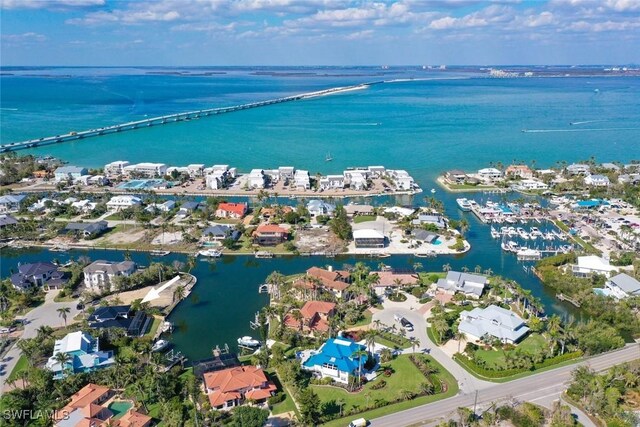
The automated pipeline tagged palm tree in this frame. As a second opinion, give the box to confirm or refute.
[54,352,71,378]
[461,266,470,273]
[442,263,451,272]
[474,265,482,274]
[454,331,466,353]
[373,319,382,330]
[419,381,435,396]
[172,285,185,303]
[291,310,304,331]
[364,330,377,354]
[483,268,493,276]
[354,349,368,388]
[57,306,70,327]
[409,337,421,354]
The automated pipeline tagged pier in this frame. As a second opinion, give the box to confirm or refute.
[0,83,372,153]
[556,293,581,307]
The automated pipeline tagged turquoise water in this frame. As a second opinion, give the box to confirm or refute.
[2,68,639,187]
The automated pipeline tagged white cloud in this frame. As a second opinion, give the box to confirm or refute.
[0,0,104,9]
[1,32,47,42]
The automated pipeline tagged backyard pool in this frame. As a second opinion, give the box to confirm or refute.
[107,401,133,419]
[117,179,167,190]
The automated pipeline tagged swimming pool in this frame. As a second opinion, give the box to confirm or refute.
[107,401,133,419]
[593,288,613,297]
[432,239,442,245]
[117,179,166,189]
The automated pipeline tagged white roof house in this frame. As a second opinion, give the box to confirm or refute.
[436,271,487,298]
[585,174,611,187]
[104,160,130,176]
[45,331,115,379]
[248,169,265,189]
[566,163,591,175]
[294,170,310,190]
[106,195,142,210]
[605,273,640,299]
[572,255,618,278]
[383,206,415,217]
[515,179,548,190]
[477,167,503,180]
[458,305,530,344]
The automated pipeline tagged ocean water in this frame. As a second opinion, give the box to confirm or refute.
[2,67,639,187]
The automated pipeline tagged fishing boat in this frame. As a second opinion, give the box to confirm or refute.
[517,227,530,240]
[237,336,260,347]
[506,227,517,237]
[490,227,501,239]
[325,152,333,162]
[507,241,519,252]
[198,249,222,258]
[255,251,274,259]
[151,339,170,352]
[160,321,174,334]
[415,251,436,258]
[456,198,472,212]
[517,248,541,260]
[150,250,170,257]
[529,227,543,239]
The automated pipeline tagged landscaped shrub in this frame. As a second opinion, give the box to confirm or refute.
[454,351,582,378]
[268,393,285,405]
[370,379,387,390]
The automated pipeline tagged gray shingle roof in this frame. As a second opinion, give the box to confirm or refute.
[609,273,640,295]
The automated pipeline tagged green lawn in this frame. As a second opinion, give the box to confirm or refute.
[7,355,29,383]
[347,309,373,328]
[376,331,412,349]
[474,334,547,368]
[145,316,162,337]
[271,393,298,415]
[317,355,459,427]
[353,215,376,224]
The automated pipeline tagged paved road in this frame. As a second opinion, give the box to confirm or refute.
[0,291,79,392]
[371,343,640,426]
[372,301,494,394]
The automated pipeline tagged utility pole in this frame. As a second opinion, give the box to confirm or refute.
[473,389,478,418]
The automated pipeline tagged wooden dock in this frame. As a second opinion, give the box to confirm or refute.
[556,293,581,307]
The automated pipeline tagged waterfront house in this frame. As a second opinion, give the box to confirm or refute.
[585,174,611,187]
[215,202,248,219]
[145,199,176,213]
[177,201,200,217]
[88,305,149,337]
[193,350,241,379]
[571,255,618,278]
[343,204,374,217]
[353,229,385,248]
[389,169,415,191]
[65,221,108,239]
[278,166,295,181]
[373,270,419,295]
[83,260,137,293]
[412,214,447,229]
[367,166,386,177]
[285,301,336,333]
[263,169,280,183]
[10,262,68,292]
[54,166,88,182]
[253,224,288,245]
[302,338,368,384]
[566,163,591,175]
[294,169,311,190]
[477,167,503,181]
[344,171,367,190]
[319,174,345,190]
[505,165,533,179]
[410,229,439,244]
[124,162,167,178]
[445,169,468,184]
[202,225,239,242]
[106,195,142,211]
[384,206,415,218]
[248,169,266,189]
[46,331,115,379]
[515,179,549,191]
[206,165,235,189]
[0,214,18,228]
[104,160,130,177]
[307,199,336,217]
[259,206,293,221]
[436,271,487,299]
[619,173,640,185]
[203,365,277,411]
[458,305,530,344]
[0,194,26,213]
[600,162,621,172]
[605,273,640,299]
[77,175,107,187]
[296,266,351,297]
[187,164,205,177]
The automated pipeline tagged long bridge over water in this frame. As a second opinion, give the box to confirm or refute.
[1,82,377,153]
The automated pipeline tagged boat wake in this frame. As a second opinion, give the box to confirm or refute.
[569,120,607,125]
[522,127,640,133]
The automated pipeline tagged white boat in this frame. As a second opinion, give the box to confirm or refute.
[50,245,70,252]
[237,336,260,347]
[150,250,170,257]
[255,251,274,259]
[151,339,170,352]
[490,227,501,239]
[198,249,222,258]
[529,227,543,239]
[505,217,517,224]
[517,248,541,260]
[517,227,530,240]
[507,241,519,252]
[160,321,174,334]
[430,188,436,194]
[456,198,472,212]
[506,227,517,237]
[325,152,333,162]
[544,232,555,241]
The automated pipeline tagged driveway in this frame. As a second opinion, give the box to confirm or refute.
[0,290,80,393]
[371,294,494,394]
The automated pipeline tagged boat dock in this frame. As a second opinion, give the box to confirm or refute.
[556,293,581,307]
[0,83,372,153]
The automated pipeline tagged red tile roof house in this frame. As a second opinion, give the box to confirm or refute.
[373,270,420,296]
[252,224,288,246]
[284,301,337,334]
[294,267,352,298]
[203,366,277,411]
[215,202,248,219]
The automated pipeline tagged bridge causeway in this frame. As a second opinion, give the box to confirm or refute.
[1,83,374,153]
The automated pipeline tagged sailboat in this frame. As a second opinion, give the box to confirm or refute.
[325,152,333,162]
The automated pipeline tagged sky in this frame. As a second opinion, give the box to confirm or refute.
[1,0,639,66]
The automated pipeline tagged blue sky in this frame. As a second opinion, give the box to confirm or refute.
[1,0,639,65]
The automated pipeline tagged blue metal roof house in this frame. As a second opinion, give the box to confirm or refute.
[302,337,368,384]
